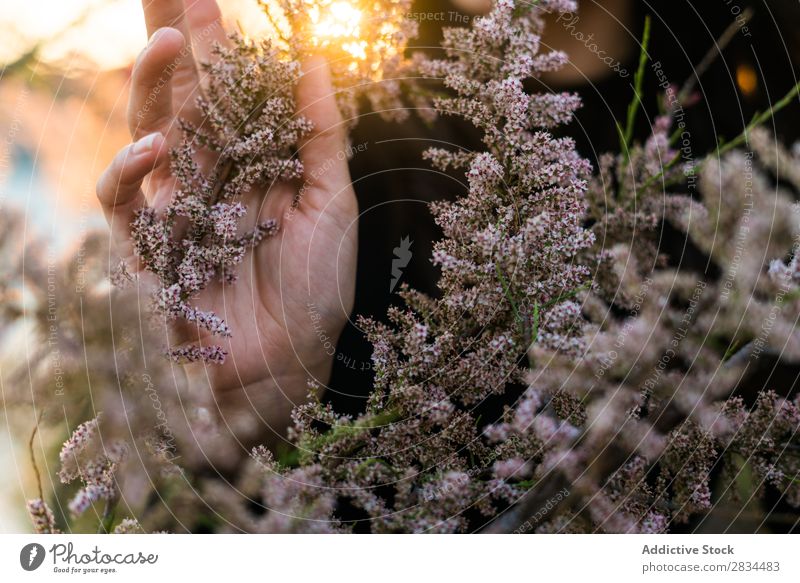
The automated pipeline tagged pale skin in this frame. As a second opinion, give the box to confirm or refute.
[96,0,357,447]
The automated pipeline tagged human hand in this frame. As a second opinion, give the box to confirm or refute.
[96,0,358,446]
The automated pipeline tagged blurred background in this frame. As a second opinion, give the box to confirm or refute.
[0,0,276,245]
[0,0,279,533]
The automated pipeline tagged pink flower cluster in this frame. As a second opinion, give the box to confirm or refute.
[58,416,128,518]
[128,35,305,363]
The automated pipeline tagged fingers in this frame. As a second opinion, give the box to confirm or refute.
[294,56,351,203]
[140,0,201,120]
[141,0,191,35]
[128,27,185,139]
[97,133,167,260]
[185,0,229,65]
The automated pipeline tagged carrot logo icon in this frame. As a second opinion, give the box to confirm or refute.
[20,543,46,571]
[390,236,413,292]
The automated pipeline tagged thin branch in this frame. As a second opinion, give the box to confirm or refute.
[678,8,754,104]
[28,410,45,501]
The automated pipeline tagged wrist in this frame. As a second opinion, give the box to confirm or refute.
[180,348,334,445]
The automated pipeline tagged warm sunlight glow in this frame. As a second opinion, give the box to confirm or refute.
[255,0,411,81]
[312,1,363,43]
[307,0,370,70]
[0,0,274,70]
[0,0,144,70]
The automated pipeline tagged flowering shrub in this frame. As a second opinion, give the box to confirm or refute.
[14,0,800,533]
[246,1,800,533]
[234,0,600,533]
[492,106,800,533]
[127,35,305,363]
[3,227,197,532]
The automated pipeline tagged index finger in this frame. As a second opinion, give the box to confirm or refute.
[295,56,350,196]
[128,27,185,139]
[142,0,193,41]
[185,0,229,65]
[141,0,201,118]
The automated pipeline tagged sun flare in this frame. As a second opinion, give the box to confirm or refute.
[260,0,414,80]
[309,1,368,66]
[311,1,363,42]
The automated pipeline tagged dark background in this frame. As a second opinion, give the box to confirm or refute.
[330,0,800,414]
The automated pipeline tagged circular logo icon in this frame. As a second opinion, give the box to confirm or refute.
[20,543,46,571]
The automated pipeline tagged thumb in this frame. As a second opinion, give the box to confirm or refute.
[294,56,351,197]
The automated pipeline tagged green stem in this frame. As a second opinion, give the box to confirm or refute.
[98,498,117,534]
[716,80,800,158]
[637,79,800,195]
[617,16,652,168]
[301,409,402,458]
[496,264,524,326]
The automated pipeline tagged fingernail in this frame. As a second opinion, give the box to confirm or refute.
[148,28,166,45]
[132,132,162,155]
